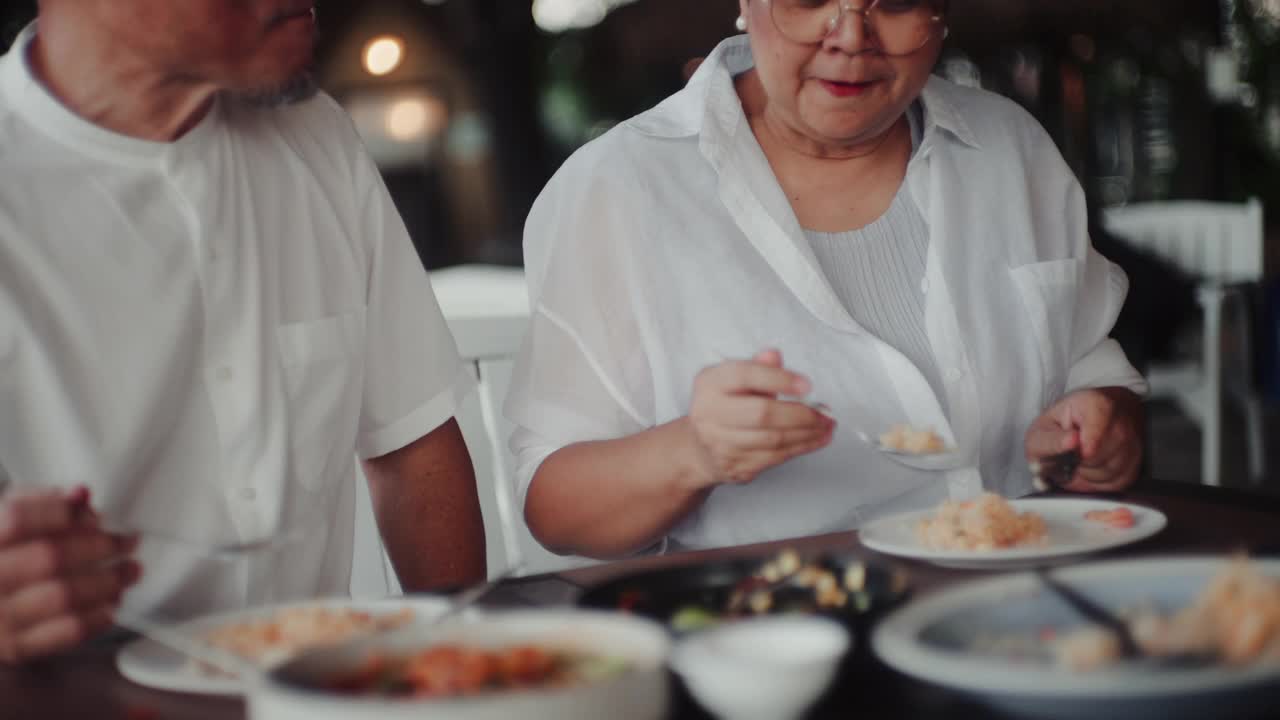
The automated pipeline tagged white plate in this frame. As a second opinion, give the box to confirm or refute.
[872,557,1280,720]
[249,608,671,720]
[860,498,1166,569]
[116,596,459,696]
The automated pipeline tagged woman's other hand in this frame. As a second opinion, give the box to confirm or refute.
[685,348,836,488]
[1025,388,1144,492]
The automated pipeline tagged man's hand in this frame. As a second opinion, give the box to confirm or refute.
[1025,387,1144,492]
[0,486,141,665]
[685,349,836,488]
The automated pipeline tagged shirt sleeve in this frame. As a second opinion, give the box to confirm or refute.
[1008,107,1147,399]
[350,142,475,460]
[1064,247,1150,396]
[503,140,655,506]
[1025,121,1149,397]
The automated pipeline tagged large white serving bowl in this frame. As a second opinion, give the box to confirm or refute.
[872,556,1280,720]
[247,608,671,720]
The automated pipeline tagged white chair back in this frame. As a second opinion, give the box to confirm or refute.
[1101,198,1262,283]
[430,265,598,578]
[352,264,593,594]
[1097,198,1267,488]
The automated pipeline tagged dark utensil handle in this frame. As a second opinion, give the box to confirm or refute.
[1030,449,1082,491]
[1035,568,1142,657]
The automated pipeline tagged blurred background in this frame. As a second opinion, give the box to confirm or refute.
[5,0,1280,492]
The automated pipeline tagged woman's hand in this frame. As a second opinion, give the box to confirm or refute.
[0,486,141,665]
[684,349,836,489]
[1025,388,1144,492]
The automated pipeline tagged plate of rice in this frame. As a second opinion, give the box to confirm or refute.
[116,596,464,696]
[860,494,1166,569]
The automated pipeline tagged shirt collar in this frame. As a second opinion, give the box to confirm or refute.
[0,22,221,167]
[625,34,981,151]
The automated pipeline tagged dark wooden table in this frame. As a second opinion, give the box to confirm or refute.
[4,480,1278,720]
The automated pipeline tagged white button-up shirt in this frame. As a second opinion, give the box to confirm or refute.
[0,26,473,617]
[505,36,1146,550]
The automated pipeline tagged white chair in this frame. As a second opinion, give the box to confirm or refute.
[351,264,596,595]
[1101,198,1266,487]
[428,265,599,578]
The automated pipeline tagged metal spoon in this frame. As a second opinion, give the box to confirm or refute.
[857,431,964,471]
[777,395,836,420]
[776,395,965,470]
[426,564,522,625]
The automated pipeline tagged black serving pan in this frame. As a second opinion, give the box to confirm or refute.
[576,551,911,637]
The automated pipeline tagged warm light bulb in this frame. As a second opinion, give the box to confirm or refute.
[363,36,404,76]
[385,99,427,141]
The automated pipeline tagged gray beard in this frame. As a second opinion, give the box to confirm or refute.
[234,71,319,108]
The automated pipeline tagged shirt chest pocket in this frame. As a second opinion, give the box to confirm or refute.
[276,309,366,487]
[1009,259,1083,405]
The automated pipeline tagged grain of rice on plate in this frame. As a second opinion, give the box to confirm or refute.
[915,493,1047,551]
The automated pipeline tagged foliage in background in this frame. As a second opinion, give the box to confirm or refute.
[1228,0,1280,210]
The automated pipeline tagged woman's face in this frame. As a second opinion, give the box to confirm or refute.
[739,0,944,148]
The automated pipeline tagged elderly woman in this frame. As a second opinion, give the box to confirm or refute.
[505,0,1147,558]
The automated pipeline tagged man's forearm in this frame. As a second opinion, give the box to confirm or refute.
[364,419,487,591]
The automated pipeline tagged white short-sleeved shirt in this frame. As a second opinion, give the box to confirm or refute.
[0,25,473,617]
[505,36,1147,551]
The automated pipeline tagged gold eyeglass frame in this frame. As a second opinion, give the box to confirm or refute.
[761,0,947,55]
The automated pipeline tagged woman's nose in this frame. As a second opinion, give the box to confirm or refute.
[824,4,877,54]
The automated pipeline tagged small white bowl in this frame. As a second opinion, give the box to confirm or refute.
[670,615,851,720]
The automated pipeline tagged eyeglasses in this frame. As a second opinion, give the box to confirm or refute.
[762,0,945,55]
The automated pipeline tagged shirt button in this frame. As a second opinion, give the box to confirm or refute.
[239,487,257,501]
[920,279,929,294]
[215,367,233,382]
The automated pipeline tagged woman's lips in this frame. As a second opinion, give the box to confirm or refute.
[819,79,877,97]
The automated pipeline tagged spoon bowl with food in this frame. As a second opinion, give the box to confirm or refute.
[862,425,965,471]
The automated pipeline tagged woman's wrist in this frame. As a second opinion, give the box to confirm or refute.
[668,416,721,495]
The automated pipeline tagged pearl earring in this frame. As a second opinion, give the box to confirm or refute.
[942,26,950,39]
[735,15,748,32]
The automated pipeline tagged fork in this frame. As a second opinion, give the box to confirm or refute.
[1029,449,1082,492]
[1034,568,1218,670]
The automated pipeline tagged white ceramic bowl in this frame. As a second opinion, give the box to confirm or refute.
[247,608,671,720]
[670,615,851,720]
[872,556,1280,720]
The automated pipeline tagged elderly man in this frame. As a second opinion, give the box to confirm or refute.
[0,0,486,664]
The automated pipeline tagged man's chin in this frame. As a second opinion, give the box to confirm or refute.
[233,71,319,107]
